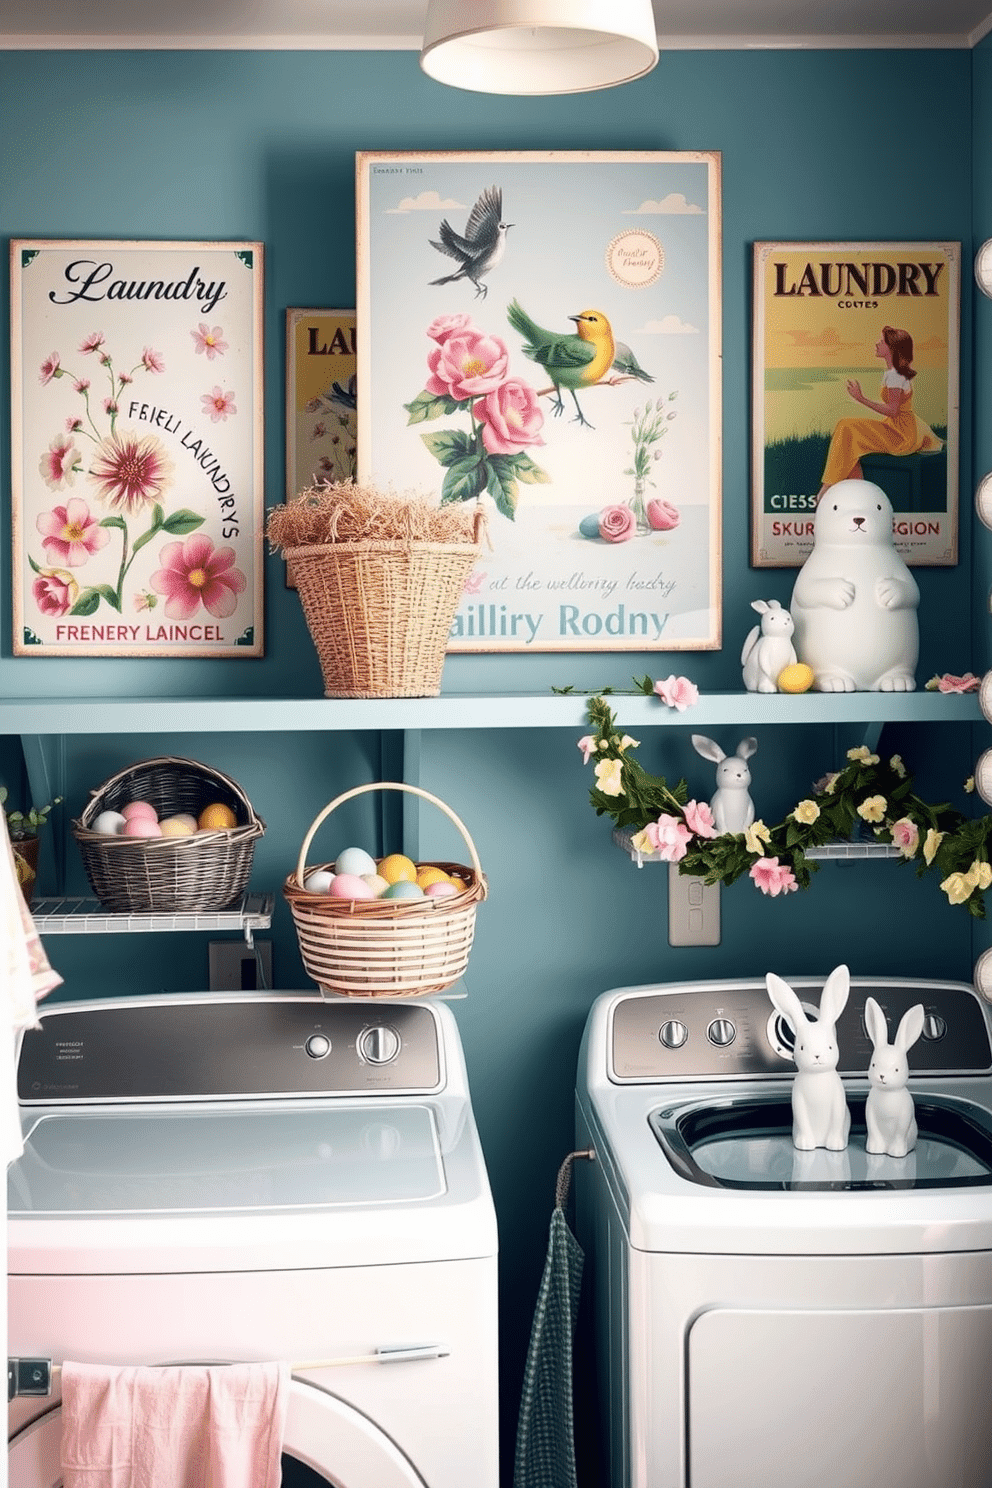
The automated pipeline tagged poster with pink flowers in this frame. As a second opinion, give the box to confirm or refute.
[10,239,264,656]
[356,151,721,653]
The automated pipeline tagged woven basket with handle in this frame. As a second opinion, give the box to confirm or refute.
[72,756,264,913]
[285,509,484,698]
[284,782,487,998]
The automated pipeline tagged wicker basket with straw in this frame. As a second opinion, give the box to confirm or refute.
[267,482,484,698]
[284,782,487,998]
[73,756,264,913]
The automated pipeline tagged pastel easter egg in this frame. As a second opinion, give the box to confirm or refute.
[647,499,680,531]
[361,873,391,896]
[416,865,451,889]
[335,846,378,877]
[777,662,816,694]
[159,815,198,838]
[122,816,162,838]
[382,880,425,900]
[578,513,602,539]
[378,854,418,885]
[424,880,458,898]
[304,869,336,893]
[121,800,159,822]
[91,810,128,836]
[329,873,376,900]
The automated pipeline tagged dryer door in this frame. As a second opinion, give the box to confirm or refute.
[9,1378,426,1487]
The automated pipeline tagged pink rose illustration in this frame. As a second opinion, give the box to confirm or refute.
[426,313,474,345]
[425,328,510,401]
[151,534,246,621]
[472,378,545,455]
[599,505,636,544]
[647,498,680,531]
[32,569,79,618]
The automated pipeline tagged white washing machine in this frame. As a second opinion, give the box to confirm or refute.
[574,976,992,1488]
[8,991,499,1488]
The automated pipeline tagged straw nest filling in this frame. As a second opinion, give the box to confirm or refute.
[267,480,483,549]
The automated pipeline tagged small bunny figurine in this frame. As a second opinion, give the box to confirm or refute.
[691,734,757,835]
[864,996,925,1157]
[741,599,797,693]
[766,964,852,1151]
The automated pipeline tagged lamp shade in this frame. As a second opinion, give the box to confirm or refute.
[420,0,659,95]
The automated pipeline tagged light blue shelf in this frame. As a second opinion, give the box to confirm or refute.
[2,690,982,735]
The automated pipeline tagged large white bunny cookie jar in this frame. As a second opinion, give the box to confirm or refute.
[790,479,919,692]
[766,965,852,1151]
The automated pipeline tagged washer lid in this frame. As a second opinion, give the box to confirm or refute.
[652,1093,992,1192]
[9,1104,444,1216]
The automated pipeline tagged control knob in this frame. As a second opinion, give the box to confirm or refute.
[304,1034,331,1060]
[358,1025,401,1065]
[707,1018,736,1047]
[921,1012,947,1042]
[659,1019,688,1049]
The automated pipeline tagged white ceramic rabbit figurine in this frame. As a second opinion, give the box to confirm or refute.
[741,599,797,693]
[766,964,852,1151]
[691,734,757,835]
[864,996,925,1157]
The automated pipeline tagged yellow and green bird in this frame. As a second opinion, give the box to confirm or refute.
[507,300,617,428]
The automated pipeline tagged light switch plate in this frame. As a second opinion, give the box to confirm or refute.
[668,865,720,945]
[208,939,272,991]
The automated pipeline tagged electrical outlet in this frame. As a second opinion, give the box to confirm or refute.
[208,939,272,991]
[668,865,720,946]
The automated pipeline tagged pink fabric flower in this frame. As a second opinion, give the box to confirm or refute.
[191,323,229,359]
[201,386,237,423]
[427,313,474,344]
[39,435,81,491]
[643,813,693,862]
[32,569,79,618]
[890,817,920,858]
[598,505,635,543]
[653,675,699,711]
[37,496,110,567]
[647,498,680,531]
[472,378,545,454]
[425,329,510,401]
[141,347,165,373]
[683,799,718,839]
[936,672,980,693]
[749,857,799,896]
[577,734,597,765]
[88,431,175,514]
[150,534,246,620]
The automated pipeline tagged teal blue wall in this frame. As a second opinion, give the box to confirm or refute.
[2,44,985,1484]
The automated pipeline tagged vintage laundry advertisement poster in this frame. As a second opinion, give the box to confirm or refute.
[286,308,357,498]
[752,240,960,568]
[357,151,722,653]
[11,239,264,656]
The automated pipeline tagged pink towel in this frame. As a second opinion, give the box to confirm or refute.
[60,1360,290,1488]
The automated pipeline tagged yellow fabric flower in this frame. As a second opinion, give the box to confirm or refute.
[847,746,880,766]
[630,828,654,855]
[822,772,840,794]
[889,755,906,778]
[791,799,820,825]
[857,795,887,823]
[965,776,976,794]
[594,757,624,797]
[940,872,972,906]
[923,828,944,866]
[618,735,640,752]
[966,860,992,892]
[744,819,772,855]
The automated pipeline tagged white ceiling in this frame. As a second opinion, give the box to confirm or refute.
[4,0,992,48]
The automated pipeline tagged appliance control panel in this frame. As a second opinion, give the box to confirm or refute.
[17,997,442,1101]
[610,979,992,1081]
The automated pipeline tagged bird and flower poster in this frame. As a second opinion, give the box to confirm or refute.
[752,240,960,568]
[356,151,722,653]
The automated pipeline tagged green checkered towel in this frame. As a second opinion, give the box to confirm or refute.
[513,1204,585,1488]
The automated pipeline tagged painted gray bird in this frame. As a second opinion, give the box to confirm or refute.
[429,186,512,299]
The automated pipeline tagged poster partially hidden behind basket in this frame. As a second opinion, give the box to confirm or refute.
[284,783,487,998]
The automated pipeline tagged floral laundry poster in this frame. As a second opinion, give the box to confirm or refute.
[356,151,722,653]
[10,240,264,656]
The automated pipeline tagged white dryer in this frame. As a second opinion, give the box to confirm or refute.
[8,991,499,1488]
[575,976,992,1488]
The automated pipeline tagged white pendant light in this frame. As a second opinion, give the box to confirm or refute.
[420,0,659,95]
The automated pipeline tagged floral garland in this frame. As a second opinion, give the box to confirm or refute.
[579,691,992,917]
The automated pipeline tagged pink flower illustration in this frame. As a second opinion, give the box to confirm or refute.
[749,857,799,896]
[427,313,474,344]
[73,378,90,394]
[472,378,545,455]
[88,431,175,514]
[426,328,510,401]
[37,497,110,567]
[39,352,61,385]
[683,800,718,839]
[654,675,699,711]
[151,534,246,620]
[39,435,81,491]
[141,347,165,373]
[32,568,79,618]
[647,498,680,531]
[598,505,636,543]
[192,323,229,359]
[201,386,237,423]
[79,332,105,354]
[643,813,694,862]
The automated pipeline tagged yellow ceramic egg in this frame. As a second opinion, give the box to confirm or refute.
[778,662,816,694]
[198,801,238,830]
[416,865,451,890]
[378,853,418,885]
